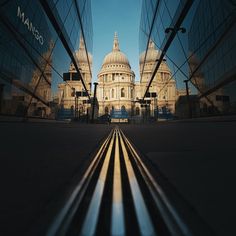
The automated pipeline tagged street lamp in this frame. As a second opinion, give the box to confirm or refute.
[184,79,192,118]
[91,82,98,123]
[103,77,105,115]
[0,84,5,113]
[89,82,92,94]
[74,89,79,120]
[165,27,186,34]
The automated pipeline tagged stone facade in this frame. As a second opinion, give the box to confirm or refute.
[136,40,177,116]
[97,34,177,118]
[58,37,92,116]
[97,33,135,116]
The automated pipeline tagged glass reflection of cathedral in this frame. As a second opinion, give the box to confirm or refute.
[57,37,92,119]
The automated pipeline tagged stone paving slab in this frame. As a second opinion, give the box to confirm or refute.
[0,122,112,235]
[121,122,236,236]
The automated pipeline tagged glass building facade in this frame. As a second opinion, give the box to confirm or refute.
[139,0,236,118]
[0,0,93,119]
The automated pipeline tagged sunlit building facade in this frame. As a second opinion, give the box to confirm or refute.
[97,33,177,120]
[0,0,93,119]
[136,40,177,118]
[140,0,236,118]
[57,37,92,119]
[97,33,135,117]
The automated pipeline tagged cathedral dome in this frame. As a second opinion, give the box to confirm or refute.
[102,32,130,67]
[75,49,92,64]
[139,40,160,64]
[75,37,92,64]
[69,37,92,71]
[103,51,129,65]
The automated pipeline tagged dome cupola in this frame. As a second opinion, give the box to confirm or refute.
[139,40,161,64]
[69,37,92,71]
[102,32,130,67]
[75,36,92,64]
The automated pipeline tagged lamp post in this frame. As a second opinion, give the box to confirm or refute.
[184,79,192,118]
[88,82,91,123]
[103,77,105,115]
[165,27,186,34]
[0,84,4,113]
[91,82,98,123]
[75,90,79,120]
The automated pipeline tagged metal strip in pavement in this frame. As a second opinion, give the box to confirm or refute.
[119,129,155,236]
[81,130,115,236]
[46,130,113,236]
[111,129,125,235]
[121,129,193,236]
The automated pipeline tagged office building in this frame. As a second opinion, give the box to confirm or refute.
[0,0,93,119]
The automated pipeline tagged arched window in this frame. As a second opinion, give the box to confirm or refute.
[135,107,140,116]
[104,74,108,82]
[131,88,134,99]
[111,89,114,98]
[105,106,109,114]
[121,105,126,111]
[121,88,125,97]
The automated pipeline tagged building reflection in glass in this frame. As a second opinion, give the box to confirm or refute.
[140,0,236,118]
[0,0,93,119]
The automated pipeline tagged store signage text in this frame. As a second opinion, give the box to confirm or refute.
[17,6,44,45]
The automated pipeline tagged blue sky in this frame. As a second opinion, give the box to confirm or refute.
[91,0,142,83]
[90,0,198,93]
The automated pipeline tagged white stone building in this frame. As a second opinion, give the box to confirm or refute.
[97,32,135,116]
[57,37,92,116]
[136,40,177,117]
[97,33,177,119]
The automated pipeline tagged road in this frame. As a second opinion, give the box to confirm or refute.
[0,120,236,235]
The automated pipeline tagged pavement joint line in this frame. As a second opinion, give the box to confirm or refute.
[120,129,193,236]
[46,129,113,236]
[119,128,155,236]
[47,127,195,236]
[81,129,115,236]
[111,128,125,235]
